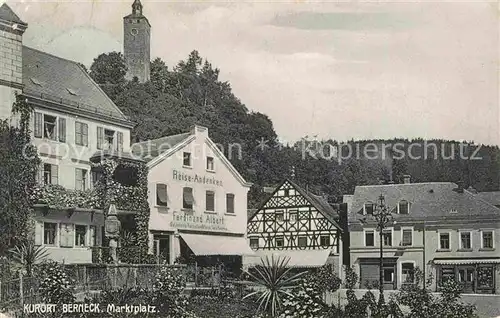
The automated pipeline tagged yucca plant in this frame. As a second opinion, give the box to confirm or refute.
[10,240,49,276]
[243,255,307,317]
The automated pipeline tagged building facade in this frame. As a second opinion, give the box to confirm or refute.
[123,0,151,83]
[131,125,253,265]
[245,179,344,277]
[348,177,500,294]
[0,4,142,263]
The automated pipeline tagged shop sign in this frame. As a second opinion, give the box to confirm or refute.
[172,169,223,186]
[170,212,228,231]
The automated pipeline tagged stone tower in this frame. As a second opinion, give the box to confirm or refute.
[0,4,27,120]
[123,0,150,83]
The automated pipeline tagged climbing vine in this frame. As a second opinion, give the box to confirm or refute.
[0,95,40,255]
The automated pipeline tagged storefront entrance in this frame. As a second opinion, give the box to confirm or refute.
[437,263,496,294]
[359,258,398,290]
[153,234,171,264]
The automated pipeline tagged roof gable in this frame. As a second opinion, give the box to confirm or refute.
[0,3,25,24]
[249,179,342,230]
[22,46,130,124]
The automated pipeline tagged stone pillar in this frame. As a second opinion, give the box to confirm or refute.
[105,204,121,264]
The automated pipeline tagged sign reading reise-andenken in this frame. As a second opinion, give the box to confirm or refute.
[170,212,228,231]
[172,169,223,186]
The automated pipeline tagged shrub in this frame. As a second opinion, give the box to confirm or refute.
[37,261,76,304]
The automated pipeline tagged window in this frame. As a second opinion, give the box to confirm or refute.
[383,229,393,246]
[75,122,88,146]
[183,187,194,210]
[75,168,88,191]
[289,210,298,222]
[383,268,394,283]
[364,203,374,215]
[401,228,413,246]
[482,230,494,249]
[250,238,259,249]
[183,152,191,167]
[75,225,87,247]
[89,225,97,247]
[401,263,415,284]
[275,211,284,222]
[104,129,115,150]
[43,114,57,140]
[156,183,168,207]
[439,233,450,250]
[298,236,307,247]
[460,231,472,250]
[206,156,214,171]
[206,191,215,212]
[226,194,234,213]
[275,237,284,247]
[43,163,58,185]
[398,200,409,214]
[59,223,74,247]
[365,230,375,247]
[320,235,330,246]
[43,222,57,245]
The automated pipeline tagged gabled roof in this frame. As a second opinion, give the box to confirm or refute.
[476,191,500,207]
[22,46,132,126]
[0,3,25,24]
[131,126,252,188]
[349,182,500,222]
[131,132,191,162]
[249,178,342,231]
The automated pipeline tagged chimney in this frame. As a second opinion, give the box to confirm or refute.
[403,175,411,184]
[456,181,464,193]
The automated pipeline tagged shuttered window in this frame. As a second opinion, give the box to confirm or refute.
[59,223,74,247]
[34,112,43,138]
[226,193,235,214]
[117,131,123,152]
[183,187,194,209]
[206,191,215,211]
[75,122,88,146]
[58,117,66,142]
[156,183,168,206]
[97,126,104,150]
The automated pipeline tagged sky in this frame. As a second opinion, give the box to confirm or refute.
[5,0,500,146]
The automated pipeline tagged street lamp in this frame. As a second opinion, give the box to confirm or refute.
[371,194,394,306]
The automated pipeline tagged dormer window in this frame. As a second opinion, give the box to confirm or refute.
[364,203,375,215]
[398,200,409,214]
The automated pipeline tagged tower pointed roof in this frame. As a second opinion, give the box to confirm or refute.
[131,0,143,16]
[0,3,27,34]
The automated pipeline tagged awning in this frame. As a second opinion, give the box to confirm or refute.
[243,249,332,268]
[180,233,255,256]
[434,258,500,265]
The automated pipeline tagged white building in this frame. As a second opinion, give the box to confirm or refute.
[131,125,254,266]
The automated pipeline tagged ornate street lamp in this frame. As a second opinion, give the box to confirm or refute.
[371,194,394,305]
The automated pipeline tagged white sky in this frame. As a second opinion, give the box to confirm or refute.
[5,0,500,146]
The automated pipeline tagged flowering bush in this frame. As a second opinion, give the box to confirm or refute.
[152,266,197,318]
[37,261,76,304]
[31,183,100,209]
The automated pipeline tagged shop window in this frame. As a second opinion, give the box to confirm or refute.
[440,266,455,284]
[401,263,415,284]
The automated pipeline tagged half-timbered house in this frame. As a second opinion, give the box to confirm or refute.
[245,179,344,277]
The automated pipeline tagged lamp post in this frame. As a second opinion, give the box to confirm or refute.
[372,194,394,306]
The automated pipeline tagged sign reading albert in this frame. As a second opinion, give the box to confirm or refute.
[170,212,228,231]
[172,169,223,186]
